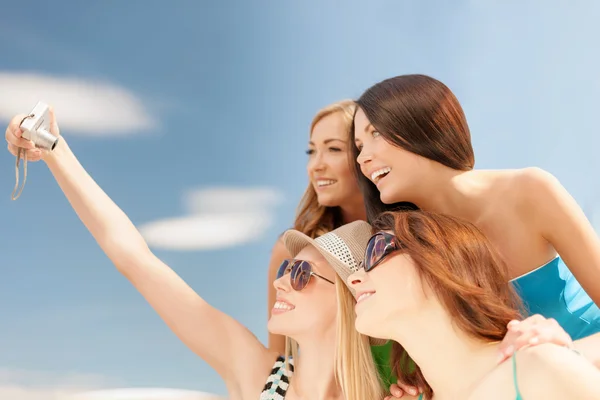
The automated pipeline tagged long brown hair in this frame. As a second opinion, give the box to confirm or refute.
[293,99,358,238]
[372,210,524,399]
[351,74,475,222]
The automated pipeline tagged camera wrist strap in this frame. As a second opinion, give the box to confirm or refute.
[11,148,27,201]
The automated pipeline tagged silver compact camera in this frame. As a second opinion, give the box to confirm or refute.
[20,101,59,150]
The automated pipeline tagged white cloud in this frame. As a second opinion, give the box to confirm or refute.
[183,187,283,214]
[70,388,226,399]
[0,369,226,400]
[139,187,283,251]
[0,368,109,400]
[0,71,156,135]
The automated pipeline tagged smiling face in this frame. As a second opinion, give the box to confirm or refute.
[307,111,362,207]
[267,245,338,339]
[353,108,429,205]
[348,249,428,340]
[346,210,523,345]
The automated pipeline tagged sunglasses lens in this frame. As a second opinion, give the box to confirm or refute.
[291,261,311,291]
[365,233,394,271]
[276,260,292,280]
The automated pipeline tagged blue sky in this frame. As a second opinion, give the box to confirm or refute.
[1,1,600,398]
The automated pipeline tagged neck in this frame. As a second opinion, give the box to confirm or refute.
[405,166,483,221]
[339,199,366,224]
[387,306,500,399]
[290,333,343,400]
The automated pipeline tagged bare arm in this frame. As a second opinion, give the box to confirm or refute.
[521,167,600,305]
[574,332,600,369]
[496,314,600,369]
[6,113,275,388]
[267,238,290,353]
[519,344,600,399]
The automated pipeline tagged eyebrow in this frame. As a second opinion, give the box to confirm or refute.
[308,138,347,146]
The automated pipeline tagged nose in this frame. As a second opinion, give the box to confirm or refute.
[356,147,372,166]
[347,268,367,289]
[307,151,326,174]
[273,274,292,293]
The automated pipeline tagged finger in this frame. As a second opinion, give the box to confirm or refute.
[497,329,520,353]
[26,149,43,162]
[513,329,540,350]
[6,132,36,149]
[48,106,60,136]
[7,143,17,156]
[528,314,546,324]
[7,143,42,160]
[397,385,419,396]
[507,320,520,330]
[389,384,405,398]
[535,330,573,348]
[7,114,29,139]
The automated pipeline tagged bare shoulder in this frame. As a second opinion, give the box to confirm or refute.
[514,344,600,399]
[482,167,562,214]
[469,344,600,400]
[511,167,561,195]
[481,167,558,196]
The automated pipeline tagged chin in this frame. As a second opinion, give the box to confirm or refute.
[267,317,289,337]
[379,186,402,205]
[316,194,341,207]
[354,313,373,337]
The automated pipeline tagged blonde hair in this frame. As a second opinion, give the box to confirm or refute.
[281,100,382,399]
[293,100,358,238]
[283,276,384,400]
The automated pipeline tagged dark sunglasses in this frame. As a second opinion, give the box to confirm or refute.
[360,231,400,272]
[276,259,335,291]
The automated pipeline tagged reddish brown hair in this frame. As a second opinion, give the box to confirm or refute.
[351,74,474,222]
[372,211,524,399]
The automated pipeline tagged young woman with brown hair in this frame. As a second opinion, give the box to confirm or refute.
[351,74,600,397]
[349,211,600,399]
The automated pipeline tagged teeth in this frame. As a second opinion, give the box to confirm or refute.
[371,167,391,182]
[274,301,295,310]
[316,180,336,187]
[357,292,374,303]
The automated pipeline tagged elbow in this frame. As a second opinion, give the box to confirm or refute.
[99,233,153,273]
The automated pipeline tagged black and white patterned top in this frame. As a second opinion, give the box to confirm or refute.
[259,356,295,400]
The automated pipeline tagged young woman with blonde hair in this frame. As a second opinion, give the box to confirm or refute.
[4,109,383,400]
[268,100,364,352]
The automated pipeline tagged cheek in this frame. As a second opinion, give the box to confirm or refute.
[331,158,356,185]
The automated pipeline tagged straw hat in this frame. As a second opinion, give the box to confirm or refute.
[282,220,387,346]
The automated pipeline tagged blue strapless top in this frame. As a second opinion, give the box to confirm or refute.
[510,256,600,340]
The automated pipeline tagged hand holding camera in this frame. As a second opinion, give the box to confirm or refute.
[5,101,61,161]
[5,101,61,199]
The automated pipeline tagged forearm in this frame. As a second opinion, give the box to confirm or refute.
[573,332,600,369]
[44,138,150,268]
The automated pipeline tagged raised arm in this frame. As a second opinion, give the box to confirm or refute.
[520,167,600,305]
[5,110,276,388]
[267,237,290,353]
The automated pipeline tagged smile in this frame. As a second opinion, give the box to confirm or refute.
[272,300,295,314]
[370,167,391,183]
[316,179,337,187]
[356,292,375,304]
